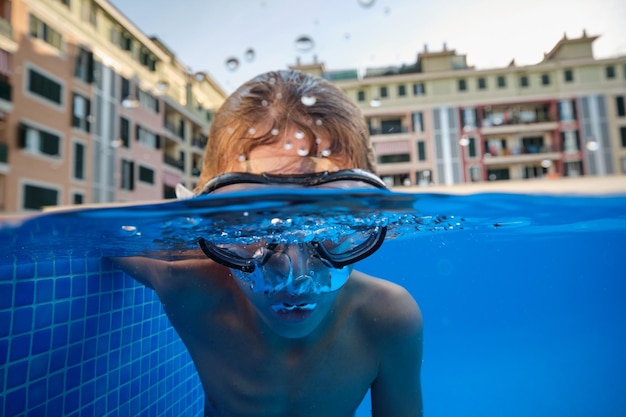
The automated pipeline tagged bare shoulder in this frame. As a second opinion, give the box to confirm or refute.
[348,270,423,342]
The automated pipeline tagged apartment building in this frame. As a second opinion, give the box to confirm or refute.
[0,0,226,214]
[294,31,626,187]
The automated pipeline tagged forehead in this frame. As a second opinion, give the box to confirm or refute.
[234,126,349,174]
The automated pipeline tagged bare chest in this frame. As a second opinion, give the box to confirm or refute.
[181,311,377,417]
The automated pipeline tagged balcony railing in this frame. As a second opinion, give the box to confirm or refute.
[163,154,184,171]
[484,143,560,157]
[369,126,409,135]
[192,136,206,149]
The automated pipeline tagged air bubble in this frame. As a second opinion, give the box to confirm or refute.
[225,57,239,71]
[244,48,255,62]
[271,128,280,136]
[297,147,309,156]
[295,35,315,52]
[301,95,317,106]
[294,131,305,140]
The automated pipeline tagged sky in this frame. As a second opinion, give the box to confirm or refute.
[108,0,626,94]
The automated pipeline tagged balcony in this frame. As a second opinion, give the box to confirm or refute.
[0,142,8,174]
[483,143,561,165]
[369,126,409,136]
[191,136,206,150]
[163,153,184,171]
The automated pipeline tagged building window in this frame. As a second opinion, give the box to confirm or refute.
[461,108,477,130]
[519,75,529,88]
[121,159,135,190]
[138,89,159,113]
[541,74,551,86]
[72,93,91,132]
[497,75,506,88]
[57,0,70,6]
[136,124,160,149]
[413,83,425,95]
[80,0,97,27]
[412,112,424,133]
[559,99,577,121]
[73,193,84,205]
[564,69,574,83]
[477,78,487,90]
[467,137,477,158]
[74,47,94,83]
[621,126,626,148]
[606,65,616,79]
[73,142,85,180]
[458,79,467,92]
[616,96,625,117]
[357,90,366,102]
[18,123,61,157]
[561,130,580,152]
[139,47,157,71]
[29,15,63,50]
[379,86,388,98]
[417,141,426,161]
[380,119,403,134]
[119,116,130,148]
[397,84,406,97]
[377,154,410,164]
[138,165,155,184]
[23,184,59,210]
[120,31,133,52]
[27,68,62,105]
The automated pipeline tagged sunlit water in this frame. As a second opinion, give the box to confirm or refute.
[1,188,625,416]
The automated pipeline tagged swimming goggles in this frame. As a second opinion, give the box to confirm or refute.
[197,169,388,273]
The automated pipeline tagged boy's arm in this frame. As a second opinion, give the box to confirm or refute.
[109,256,170,289]
[370,285,423,417]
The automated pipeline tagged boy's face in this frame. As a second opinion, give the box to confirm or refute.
[226,128,353,339]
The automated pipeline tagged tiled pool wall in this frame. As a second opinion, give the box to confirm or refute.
[0,256,203,417]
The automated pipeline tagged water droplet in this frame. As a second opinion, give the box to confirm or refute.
[269,77,276,84]
[111,138,123,148]
[243,211,249,217]
[295,35,315,52]
[459,136,470,147]
[541,159,552,168]
[195,72,205,82]
[248,127,256,135]
[315,137,322,144]
[384,6,391,14]
[297,147,309,156]
[315,119,322,126]
[344,33,351,40]
[301,95,317,106]
[369,98,381,107]
[261,100,268,106]
[244,48,255,62]
[321,148,332,157]
[271,128,280,136]
[284,141,293,150]
[225,57,239,71]
[294,131,305,140]
[227,127,234,134]
[357,0,375,7]
[237,154,246,162]
[122,225,137,232]
[276,92,283,99]
[586,140,599,151]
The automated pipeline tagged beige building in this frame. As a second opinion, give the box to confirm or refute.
[0,0,226,214]
[294,31,626,188]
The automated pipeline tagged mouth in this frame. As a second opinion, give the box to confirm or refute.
[271,302,318,312]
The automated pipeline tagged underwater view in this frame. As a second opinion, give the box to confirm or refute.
[1,187,625,416]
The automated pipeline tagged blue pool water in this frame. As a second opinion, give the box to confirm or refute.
[1,190,625,416]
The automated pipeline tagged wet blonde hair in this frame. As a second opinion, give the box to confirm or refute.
[195,70,376,192]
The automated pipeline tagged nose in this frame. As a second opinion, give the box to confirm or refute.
[280,245,325,295]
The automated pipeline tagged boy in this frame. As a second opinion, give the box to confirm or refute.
[113,70,423,417]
